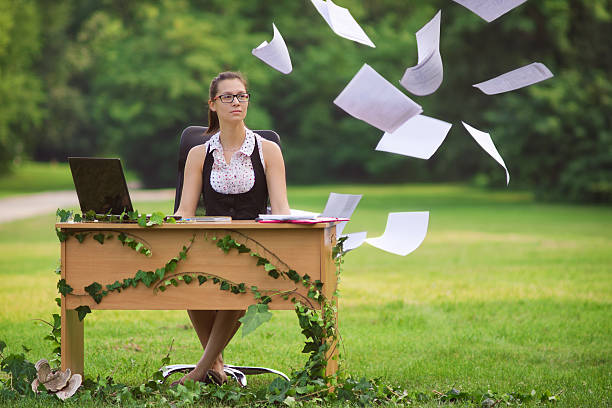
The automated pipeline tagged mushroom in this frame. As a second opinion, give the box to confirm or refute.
[35,359,52,384]
[42,368,71,392]
[55,374,82,401]
[31,378,41,394]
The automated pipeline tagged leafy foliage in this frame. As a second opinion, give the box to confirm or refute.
[239,303,273,337]
[1,1,608,201]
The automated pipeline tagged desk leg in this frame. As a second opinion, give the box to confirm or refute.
[61,305,84,376]
[322,226,338,378]
[325,307,339,377]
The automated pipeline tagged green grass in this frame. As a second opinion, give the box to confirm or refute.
[0,184,610,406]
[0,161,138,197]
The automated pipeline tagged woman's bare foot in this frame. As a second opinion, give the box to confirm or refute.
[211,355,228,384]
[170,368,207,387]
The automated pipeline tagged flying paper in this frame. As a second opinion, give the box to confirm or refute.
[365,212,429,256]
[334,64,422,133]
[400,10,443,96]
[252,23,292,74]
[375,114,452,160]
[462,121,509,185]
[321,192,362,235]
[473,62,553,95]
[452,0,528,22]
[311,0,375,47]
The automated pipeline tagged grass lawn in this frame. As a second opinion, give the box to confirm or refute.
[0,161,138,198]
[0,184,610,406]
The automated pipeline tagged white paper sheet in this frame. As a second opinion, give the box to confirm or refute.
[311,0,375,47]
[321,192,362,235]
[400,10,443,96]
[462,121,509,185]
[340,231,367,253]
[365,212,429,256]
[251,23,293,75]
[452,0,528,22]
[375,114,452,160]
[473,62,553,95]
[334,64,423,133]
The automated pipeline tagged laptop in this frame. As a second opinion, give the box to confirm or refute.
[69,157,134,215]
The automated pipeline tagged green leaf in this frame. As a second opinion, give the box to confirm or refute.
[264,263,276,272]
[198,275,207,285]
[73,213,82,222]
[239,304,273,337]
[155,268,165,281]
[75,306,92,321]
[220,281,230,291]
[148,212,165,226]
[183,275,193,284]
[75,232,87,243]
[56,208,73,222]
[55,228,68,242]
[93,233,105,244]
[57,279,73,296]
[287,269,300,283]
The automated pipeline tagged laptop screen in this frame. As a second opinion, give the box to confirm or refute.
[68,157,134,215]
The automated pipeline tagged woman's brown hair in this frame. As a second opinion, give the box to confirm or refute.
[205,71,248,136]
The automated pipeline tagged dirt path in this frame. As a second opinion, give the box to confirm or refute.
[0,189,175,223]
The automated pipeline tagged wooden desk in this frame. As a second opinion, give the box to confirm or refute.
[56,221,337,377]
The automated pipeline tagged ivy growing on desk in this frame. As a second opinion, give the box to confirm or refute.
[54,208,345,397]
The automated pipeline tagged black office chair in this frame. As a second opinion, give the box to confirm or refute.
[163,125,288,387]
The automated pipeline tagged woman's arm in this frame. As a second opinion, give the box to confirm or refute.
[174,145,205,218]
[262,140,291,215]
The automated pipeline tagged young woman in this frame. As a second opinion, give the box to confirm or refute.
[174,71,291,384]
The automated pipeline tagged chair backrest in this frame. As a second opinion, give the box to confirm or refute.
[174,126,281,214]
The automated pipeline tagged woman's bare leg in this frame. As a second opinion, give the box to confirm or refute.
[187,310,225,375]
[180,310,244,383]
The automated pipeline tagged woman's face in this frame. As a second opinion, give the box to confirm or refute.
[209,78,249,124]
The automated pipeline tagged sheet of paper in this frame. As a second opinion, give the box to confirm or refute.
[365,212,429,256]
[400,10,443,96]
[452,0,528,22]
[473,62,553,95]
[290,208,320,217]
[340,231,367,253]
[257,214,317,221]
[462,121,509,185]
[311,0,375,47]
[252,23,292,74]
[334,64,423,133]
[321,192,362,235]
[375,114,452,160]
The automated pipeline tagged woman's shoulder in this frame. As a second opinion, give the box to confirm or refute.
[186,143,207,165]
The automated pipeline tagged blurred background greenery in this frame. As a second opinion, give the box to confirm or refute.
[1,0,610,201]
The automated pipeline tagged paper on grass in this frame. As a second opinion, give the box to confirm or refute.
[375,114,452,160]
[340,231,367,253]
[451,0,528,22]
[400,10,443,96]
[462,121,509,185]
[252,23,292,74]
[334,64,423,133]
[311,0,375,47]
[473,62,553,95]
[365,212,429,256]
[321,192,362,235]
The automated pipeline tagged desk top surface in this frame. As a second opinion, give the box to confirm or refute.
[56,220,333,230]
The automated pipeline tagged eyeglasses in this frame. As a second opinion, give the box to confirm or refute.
[213,93,251,103]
